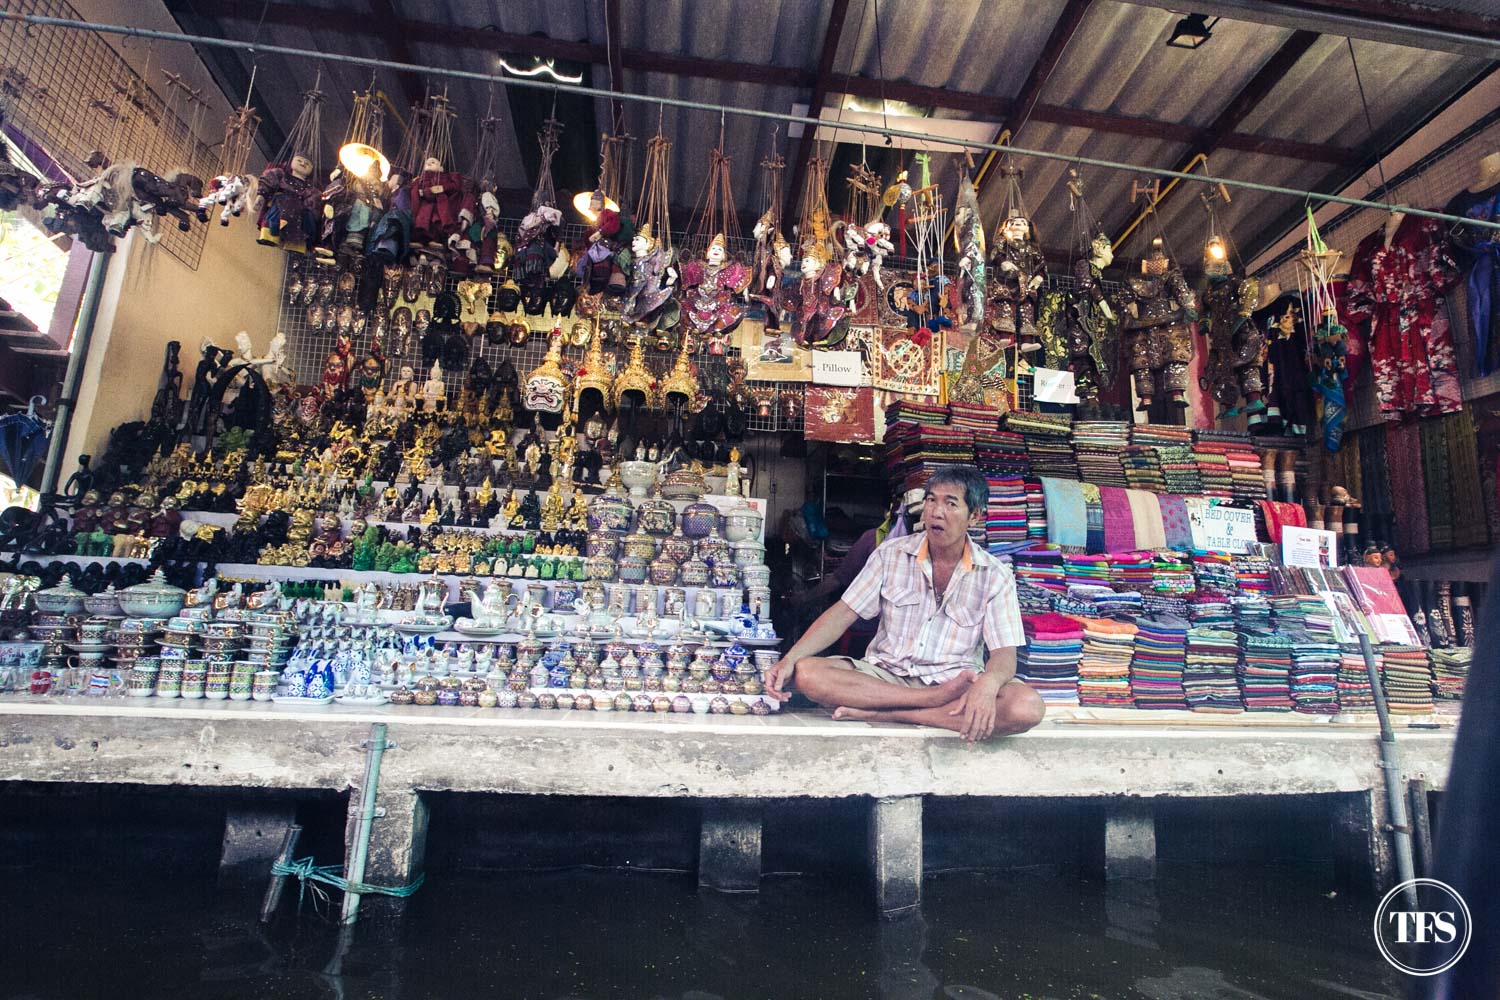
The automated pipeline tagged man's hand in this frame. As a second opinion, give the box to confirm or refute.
[763,657,797,702]
[949,673,1002,742]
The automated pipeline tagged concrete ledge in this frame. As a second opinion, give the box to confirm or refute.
[0,699,1456,802]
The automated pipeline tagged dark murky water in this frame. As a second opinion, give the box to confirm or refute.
[0,863,1402,999]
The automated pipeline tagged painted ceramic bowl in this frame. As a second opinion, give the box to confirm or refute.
[617,554,649,584]
[575,693,595,711]
[679,557,710,588]
[622,530,658,561]
[82,586,124,617]
[660,527,694,563]
[32,576,86,615]
[710,563,741,589]
[586,483,635,533]
[585,554,617,582]
[636,491,677,537]
[741,563,771,589]
[709,695,731,714]
[731,540,765,568]
[722,502,764,543]
[586,531,623,560]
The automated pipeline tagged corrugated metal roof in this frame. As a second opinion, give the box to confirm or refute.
[167,0,1493,264]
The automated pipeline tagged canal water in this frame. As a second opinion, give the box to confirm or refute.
[1,861,1402,999]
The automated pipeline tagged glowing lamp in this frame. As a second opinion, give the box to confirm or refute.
[339,141,390,181]
[573,188,620,223]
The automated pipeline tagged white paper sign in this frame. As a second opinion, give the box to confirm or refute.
[1030,367,1078,404]
[1187,503,1257,553]
[811,350,865,387]
[1283,526,1340,568]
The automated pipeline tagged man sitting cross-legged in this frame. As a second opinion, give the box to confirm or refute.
[763,466,1044,741]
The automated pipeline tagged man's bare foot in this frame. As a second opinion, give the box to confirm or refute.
[831,706,880,722]
[919,670,977,707]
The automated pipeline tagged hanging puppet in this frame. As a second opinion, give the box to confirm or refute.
[1117,237,1198,413]
[985,166,1045,352]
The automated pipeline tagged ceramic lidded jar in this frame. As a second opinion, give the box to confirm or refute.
[722,501,764,543]
[584,553,617,582]
[622,529,658,561]
[648,553,678,586]
[83,585,124,617]
[117,570,187,619]
[680,501,719,539]
[32,575,87,615]
[710,562,741,589]
[741,563,771,589]
[679,555,710,588]
[635,484,677,537]
[617,554,649,584]
[660,526,694,563]
[695,526,730,566]
[586,481,635,534]
[732,540,766,568]
[586,531,624,560]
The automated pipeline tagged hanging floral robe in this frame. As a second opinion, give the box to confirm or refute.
[1343,216,1461,421]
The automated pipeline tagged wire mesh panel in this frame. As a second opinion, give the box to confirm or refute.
[0,0,215,269]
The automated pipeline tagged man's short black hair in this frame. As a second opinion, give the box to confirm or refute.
[924,465,987,518]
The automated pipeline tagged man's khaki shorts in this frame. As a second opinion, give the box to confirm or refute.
[830,656,927,688]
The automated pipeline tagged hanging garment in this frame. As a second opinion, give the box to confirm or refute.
[1443,181,1500,377]
[1343,217,1462,421]
[1385,421,1430,556]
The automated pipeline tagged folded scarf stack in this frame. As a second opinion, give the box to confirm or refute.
[1336,644,1378,712]
[1013,547,1066,592]
[1185,626,1244,712]
[1130,614,1190,709]
[1430,647,1472,700]
[1006,411,1078,479]
[1073,616,1138,708]
[1239,629,1295,711]
[1016,613,1085,706]
[1380,644,1436,715]
[984,476,1029,549]
[1072,421,1130,487]
[1288,628,1341,715]
[974,429,1031,477]
[1120,444,1167,493]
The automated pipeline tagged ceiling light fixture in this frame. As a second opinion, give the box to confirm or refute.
[497,57,583,84]
[1166,13,1217,49]
[572,187,620,222]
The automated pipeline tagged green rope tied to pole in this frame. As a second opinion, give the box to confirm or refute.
[271,855,424,911]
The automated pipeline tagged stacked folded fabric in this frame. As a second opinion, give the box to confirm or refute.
[1188,596,1235,628]
[1431,647,1473,700]
[1013,548,1066,591]
[1195,430,1267,501]
[1130,614,1190,709]
[984,476,1029,546]
[1024,480,1047,539]
[885,426,976,495]
[1336,644,1378,712]
[1120,444,1167,493]
[1063,553,1112,589]
[1232,594,1273,631]
[1074,616,1138,708]
[1110,550,1155,594]
[1016,579,1059,615]
[1185,626,1244,711]
[1016,613,1085,706]
[1072,421,1130,487]
[1093,588,1144,619]
[1380,645,1436,715]
[974,429,1031,477]
[947,402,1000,432]
[1232,552,1273,595]
[1192,551,1238,596]
[1191,439,1235,497]
[1151,552,1195,595]
[1006,411,1077,479]
[1159,445,1203,495]
[885,400,948,426]
[1289,629,1341,714]
[1239,629,1295,711]
[1133,423,1194,449]
[1142,593,1192,619]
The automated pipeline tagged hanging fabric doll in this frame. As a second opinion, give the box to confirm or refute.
[1201,267,1264,426]
[513,205,565,294]
[986,209,1047,352]
[1116,237,1198,413]
[953,172,986,329]
[1250,293,1316,438]
[681,233,751,347]
[622,224,679,330]
[795,239,848,347]
[365,168,412,264]
[409,155,474,251]
[1062,231,1120,416]
[1343,215,1462,421]
[254,152,320,253]
[576,200,635,298]
[750,211,795,331]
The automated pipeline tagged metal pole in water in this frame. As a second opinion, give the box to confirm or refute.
[341,723,390,926]
[258,823,303,923]
[1358,631,1418,908]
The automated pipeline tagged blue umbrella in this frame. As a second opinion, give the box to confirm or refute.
[0,397,50,486]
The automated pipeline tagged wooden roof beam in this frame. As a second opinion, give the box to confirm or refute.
[1113,29,1321,251]
[163,0,1355,165]
[784,0,853,231]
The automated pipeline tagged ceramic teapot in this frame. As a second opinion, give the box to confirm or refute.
[463,580,512,629]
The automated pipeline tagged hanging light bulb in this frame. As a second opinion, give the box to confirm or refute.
[572,186,620,222]
[1206,235,1227,261]
[339,141,390,181]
